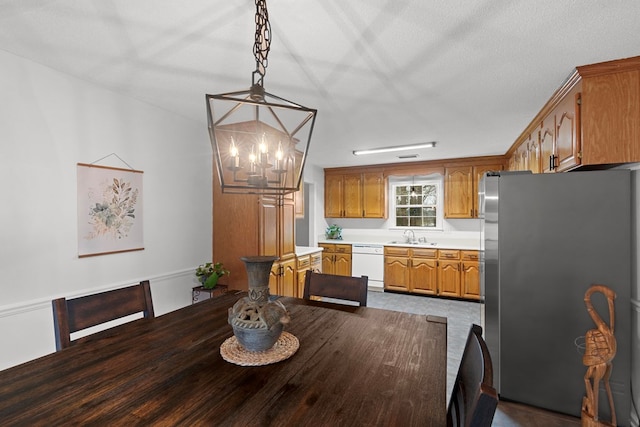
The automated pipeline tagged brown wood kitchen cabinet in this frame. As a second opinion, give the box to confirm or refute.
[319,243,352,276]
[384,247,440,295]
[260,196,297,297]
[437,249,461,298]
[510,143,528,173]
[445,163,503,218]
[324,173,361,218]
[212,170,298,293]
[460,250,480,300]
[384,246,479,300]
[444,166,472,219]
[438,249,481,299]
[508,131,541,173]
[296,251,322,298]
[410,248,438,295]
[259,196,295,258]
[269,257,296,297]
[384,247,411,291]
[527,131,542,174]
[362,172,387,218]
[324,174,345,218]
[324,171,387,218]
[539,81,582,173]
[507,55,640,172]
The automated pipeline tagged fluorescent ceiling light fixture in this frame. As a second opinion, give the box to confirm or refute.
[353,141,437,156]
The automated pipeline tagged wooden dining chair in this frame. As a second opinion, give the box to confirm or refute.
[303,270,368,306]
[52,280,154,351]
[447,324,498,427]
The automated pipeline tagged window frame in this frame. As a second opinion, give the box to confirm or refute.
[389,176,444,231]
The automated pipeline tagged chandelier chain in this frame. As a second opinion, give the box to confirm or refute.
[253,0,271,87]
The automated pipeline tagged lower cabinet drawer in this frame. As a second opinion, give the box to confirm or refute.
[411,248,437,259]
[297,255,310,270]
[461,250,479,261]
[385,246,410,257]
[438,249,460,260]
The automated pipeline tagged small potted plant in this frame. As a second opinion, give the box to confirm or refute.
[325,224,343,240]
[195,262,230,289]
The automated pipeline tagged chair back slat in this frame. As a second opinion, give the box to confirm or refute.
[303,271,368,306]
[447,324,498,427]
[52,280,154,351]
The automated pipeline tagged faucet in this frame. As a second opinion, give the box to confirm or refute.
[403,229,415,243]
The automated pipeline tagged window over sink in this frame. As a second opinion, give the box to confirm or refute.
[390,175,443,230]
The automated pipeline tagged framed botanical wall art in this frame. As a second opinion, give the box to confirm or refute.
[77,163,144,257]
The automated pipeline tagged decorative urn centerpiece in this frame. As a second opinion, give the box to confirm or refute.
[228,256,290,352]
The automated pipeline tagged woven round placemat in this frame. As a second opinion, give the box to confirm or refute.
[220,331,299,366]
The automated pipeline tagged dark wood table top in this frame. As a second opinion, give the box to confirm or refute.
[0,293,448,426]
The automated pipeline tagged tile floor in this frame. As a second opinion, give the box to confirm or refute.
[366,290,582,427]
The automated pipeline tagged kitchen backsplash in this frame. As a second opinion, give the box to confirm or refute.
[320,218,481,246]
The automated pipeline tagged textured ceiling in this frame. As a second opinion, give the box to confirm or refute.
[1,0,639,168]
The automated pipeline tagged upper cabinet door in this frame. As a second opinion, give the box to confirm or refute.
[554,86,581,172]
[362,172,387,218]
[540,119,555,173]
[324,174,344,217]
[343,174,362,218]
[444,166,473,218]
[540,83,582,174]
[259,196,295,259]
[528,130,542,174]
[259,197,279,257]
[280,198,296,258]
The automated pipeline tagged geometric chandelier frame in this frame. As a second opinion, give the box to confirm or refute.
[206,0,317,196]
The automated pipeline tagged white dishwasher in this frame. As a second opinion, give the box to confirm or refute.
[351,244,384,292]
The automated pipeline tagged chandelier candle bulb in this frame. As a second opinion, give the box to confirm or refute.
[274,141,284,171]
[229,138,240,169]
[259,136,269,166]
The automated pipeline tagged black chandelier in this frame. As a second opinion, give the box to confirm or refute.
[206,0,317,195]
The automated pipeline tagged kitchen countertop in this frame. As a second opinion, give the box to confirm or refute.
[318,236,480,251]
[295,246,324,257]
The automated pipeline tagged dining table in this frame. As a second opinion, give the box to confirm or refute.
[0,292,448,426]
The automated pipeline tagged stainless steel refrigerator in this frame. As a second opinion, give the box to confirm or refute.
[480,170,631,424]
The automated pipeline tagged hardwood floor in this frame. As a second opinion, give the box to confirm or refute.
[366,290,583,427]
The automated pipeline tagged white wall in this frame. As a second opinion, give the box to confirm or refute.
[303,163,327,246]
[0,50,212,369]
